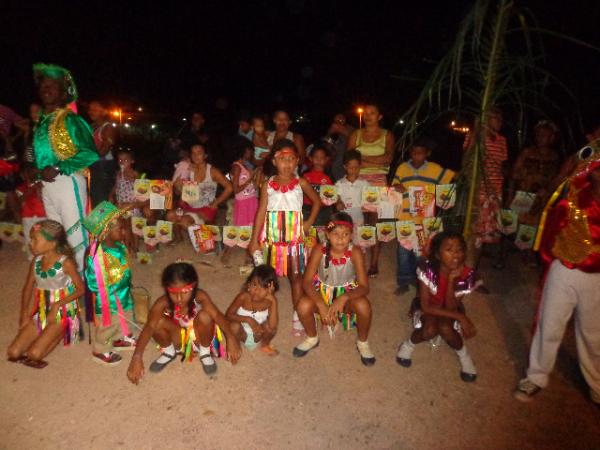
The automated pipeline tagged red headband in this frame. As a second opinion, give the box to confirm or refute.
[167,283,195,294]
[274,149,297,158]
[327,220,353,230]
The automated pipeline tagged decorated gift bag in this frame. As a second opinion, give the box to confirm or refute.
[514,224,537,250]
[361,186,380,212]
[181,180,200,204]
[223,226,239,247]
[376,222,397,242]
[510,191,536,215]
[436,184,456,209]
[156,220,173,244]
[237,226,252,248]
[319,185,338,206]
[497,209,518,235]
[143,225,158,247]
[131,217,147,237]
[356,225,377,248]
[134,178,151,202]
[149,180,173,210]
[188,224,217,254]
[136,252,153,265]
[408,185,436,218]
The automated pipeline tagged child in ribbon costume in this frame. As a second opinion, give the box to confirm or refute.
[249,138,321,335]
[8,220,85,368]
[83,201,136,366]
[226,264,279,355]
[127,262,241,383]
[293,212,376,366]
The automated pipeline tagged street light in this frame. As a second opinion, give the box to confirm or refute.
[357,107,364,129]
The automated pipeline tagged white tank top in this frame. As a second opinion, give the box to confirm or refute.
[267,130,294,147]
[266,177,303,212]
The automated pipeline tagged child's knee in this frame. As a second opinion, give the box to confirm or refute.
[296,297,314,316]
[350,297,371,317]
[421,323,438,340]
[26,347,43,361]
[7,345,22,360]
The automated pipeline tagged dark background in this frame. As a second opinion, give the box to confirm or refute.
[2,0,599,168]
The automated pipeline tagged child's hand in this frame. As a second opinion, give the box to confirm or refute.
[248,319,263,340]
[316,303,332,325]
[460,316,477,339]
[303,221,313,234]
[127,357,145,385]
[227,340,242,365]
[327,295,347,323]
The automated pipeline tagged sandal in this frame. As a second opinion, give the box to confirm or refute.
[149,351,177,373]
[199,353,217,376]
[259,345,279,356]
[22,358,48,369]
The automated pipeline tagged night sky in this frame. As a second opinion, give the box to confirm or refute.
[3,1,599,133]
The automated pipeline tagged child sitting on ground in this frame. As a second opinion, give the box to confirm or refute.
[226,264,279,355]
[396,231,479,382]
[83,201,136,366]
[7,220,85,368]
[293,212,376,366]
[126,262,241,383]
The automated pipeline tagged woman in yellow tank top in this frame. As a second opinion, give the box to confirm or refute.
[347,104,395,186]
[346,104,395,277]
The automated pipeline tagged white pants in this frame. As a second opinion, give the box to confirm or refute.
[527,260,600,397]
[42,173,89,271]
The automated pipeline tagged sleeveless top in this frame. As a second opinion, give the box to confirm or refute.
[356,129,388,175]
[115,171,136,204]
[34,255,73,292]
[267,130,294,147]
[266,177,303,212]
[233,161,256,200]
[186,164,218,209]
[317,244,357,288]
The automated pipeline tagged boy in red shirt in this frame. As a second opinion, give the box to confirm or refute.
[302,142,334,226]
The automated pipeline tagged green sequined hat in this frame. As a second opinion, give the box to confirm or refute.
[82,201,127,240]
[33,63,78,103]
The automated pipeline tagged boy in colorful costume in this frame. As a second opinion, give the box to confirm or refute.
[32,63,99,271]
[514,143,600,405]
[83,201,135,365]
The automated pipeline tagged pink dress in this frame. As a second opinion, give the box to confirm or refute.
[232,162,258,226]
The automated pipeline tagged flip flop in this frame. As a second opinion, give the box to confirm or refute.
[22,358,48,369]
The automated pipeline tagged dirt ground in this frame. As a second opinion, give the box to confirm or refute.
[1,239,599,450]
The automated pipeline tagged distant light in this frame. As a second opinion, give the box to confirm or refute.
[356,107,364,114]
[137,107,143,112]
[112,110,120,117]
[451,121,456,127]
[399,119,404,125]
[127,117,132,120]
[111,123,117,127]
[124,123,130,128]
[182,118,187,122]
[151,124,157,129]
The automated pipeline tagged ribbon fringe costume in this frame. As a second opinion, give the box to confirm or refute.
[168,300,226,362]
[32,255,80,345]
[314,244,358,332]
[260,177,306,276]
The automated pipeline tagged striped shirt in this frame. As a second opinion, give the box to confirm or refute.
[463,133,508,197]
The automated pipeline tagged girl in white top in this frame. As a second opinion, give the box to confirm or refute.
[226,265,279,355]
[249,139,321,334]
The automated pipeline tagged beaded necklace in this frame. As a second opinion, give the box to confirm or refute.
[35,258,62,279]
[323,246,352,266]
[269,177,299,193]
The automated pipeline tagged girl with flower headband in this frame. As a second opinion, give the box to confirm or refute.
[7,219,85,368]
[127,262,241,384]
[292,212,376,366]
[249,139,321,335]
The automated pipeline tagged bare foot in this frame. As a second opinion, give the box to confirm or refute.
[259,345,279,356]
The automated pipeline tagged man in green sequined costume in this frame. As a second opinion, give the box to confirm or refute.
[32,63,99,270]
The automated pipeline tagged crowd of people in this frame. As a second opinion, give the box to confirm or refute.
[1,63,599,407]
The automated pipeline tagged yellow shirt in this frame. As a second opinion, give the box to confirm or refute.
[392,161,455,223]
[356,129,388,175]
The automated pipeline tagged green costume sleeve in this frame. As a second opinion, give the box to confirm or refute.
[56,113,99,175]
